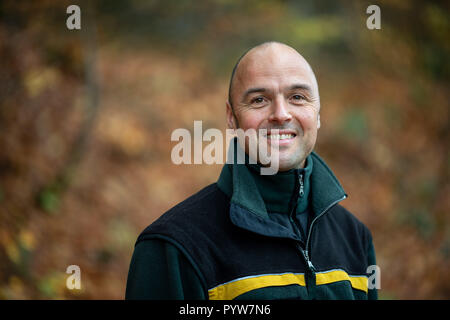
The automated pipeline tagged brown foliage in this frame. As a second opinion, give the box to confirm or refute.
[0,0,448,299]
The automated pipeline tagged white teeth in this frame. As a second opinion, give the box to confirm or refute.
[267,133,294,140]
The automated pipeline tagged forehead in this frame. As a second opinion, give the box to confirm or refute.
[234,46,314,91]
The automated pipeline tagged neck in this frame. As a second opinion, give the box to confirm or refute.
[246,155,313,214]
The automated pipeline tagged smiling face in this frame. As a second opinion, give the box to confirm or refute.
[227,42,321,171]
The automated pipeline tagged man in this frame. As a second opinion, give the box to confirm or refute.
[125,42,377,300]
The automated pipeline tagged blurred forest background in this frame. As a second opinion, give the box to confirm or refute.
[0,0,449,299]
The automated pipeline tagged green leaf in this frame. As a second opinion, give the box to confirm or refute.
[37,188,60,213]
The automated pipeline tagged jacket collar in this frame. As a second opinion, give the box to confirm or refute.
[246,155,312,214]
[217,138,347,238]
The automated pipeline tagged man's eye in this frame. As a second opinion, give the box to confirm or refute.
[251,97,265,104]
[292,94,305,101]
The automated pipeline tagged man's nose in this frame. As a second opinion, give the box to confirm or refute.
[268,97,292,123]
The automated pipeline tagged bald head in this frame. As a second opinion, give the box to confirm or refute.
[228,42,319,110]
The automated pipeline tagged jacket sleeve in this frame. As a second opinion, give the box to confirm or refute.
[125,238,207,300]
[367,240,378,300]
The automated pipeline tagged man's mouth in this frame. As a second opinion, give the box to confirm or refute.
[265,131,297,141]
[267,133,296,140]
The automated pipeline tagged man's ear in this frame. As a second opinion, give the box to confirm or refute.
[226,101,237,129]
[317,113,321,129]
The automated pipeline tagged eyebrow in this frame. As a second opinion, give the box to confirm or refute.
[242,87,266,101]
[241,83,313,102]
[289,83,313,93]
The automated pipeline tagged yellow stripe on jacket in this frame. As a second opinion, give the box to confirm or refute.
[208,269,368,300]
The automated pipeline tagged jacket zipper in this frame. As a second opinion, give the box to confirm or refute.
[300,194,347,271]
[289,172,306,241]
[291,170,347,271]
[299,174,304,197]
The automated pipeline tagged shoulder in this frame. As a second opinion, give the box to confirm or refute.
[137,183,229,243]
[327,204,373,246]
